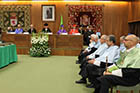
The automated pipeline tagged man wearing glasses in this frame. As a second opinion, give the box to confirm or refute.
[93,34,140,93]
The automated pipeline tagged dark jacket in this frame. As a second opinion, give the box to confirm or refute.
[42,28,52,33]
[28,28,37,34]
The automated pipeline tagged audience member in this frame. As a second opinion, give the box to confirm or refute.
[93,34,140,93]
[76,34,100,64]
[136,37,140,48]
[87,35,108,59]
[96,30,101,38]
[84,25,95,45]
[75,35,120,87]
[76,35,108,85]
[119,36,126,52]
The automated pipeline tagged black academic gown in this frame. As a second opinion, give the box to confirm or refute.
[84,30,95,45]
[42,28,52,33]
[94,68,140,93]
[28,28,37,34]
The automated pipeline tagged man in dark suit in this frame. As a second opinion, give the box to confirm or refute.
[42,23,52,33]
[28,24,37,34]
[84,25,95,45]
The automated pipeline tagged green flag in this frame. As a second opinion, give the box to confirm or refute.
[60,15,63,26]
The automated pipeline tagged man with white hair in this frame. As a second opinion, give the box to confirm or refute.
[76,34,101,64]
[84,25,95,45]
[85,35,120,88]
[93,34,140,93]
[136,36,140,48]
[75,35,115,84]
[87,35,108,59]
[119,36,126,52]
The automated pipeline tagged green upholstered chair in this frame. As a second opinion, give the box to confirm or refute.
[111,84,140,93]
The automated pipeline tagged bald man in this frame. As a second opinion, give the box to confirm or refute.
[93,34,140,93]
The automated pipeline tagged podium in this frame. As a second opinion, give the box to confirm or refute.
[2,32,83,56]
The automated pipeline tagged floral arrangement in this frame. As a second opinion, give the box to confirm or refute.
[29,33,51,57]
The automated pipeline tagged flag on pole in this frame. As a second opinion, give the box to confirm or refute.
[60,15,63,26]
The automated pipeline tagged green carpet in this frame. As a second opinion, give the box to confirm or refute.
[0,55,93,93]
[0,55,137,93]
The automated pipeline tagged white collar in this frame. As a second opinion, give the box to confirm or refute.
[126,46,135,52]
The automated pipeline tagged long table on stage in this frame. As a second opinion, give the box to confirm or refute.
[2,32,31,54]
[2,32,83,56]
[49,34,83,56]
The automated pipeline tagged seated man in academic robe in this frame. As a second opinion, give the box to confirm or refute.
[84,25,95,45]
[28,24,37,34]
[15,24,23,34]
[69,25,79,35]
[93,34,140,93]
[119,36,126,52]
[75,35,120,85]
[57,25,67,35]
[42,23,52,33]
[76,34,101,64]
[7,26,14,32]
[87,35,108,60]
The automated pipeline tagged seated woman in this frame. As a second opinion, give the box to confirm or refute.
[69,24,79,35]
[57,25,67,35]
[15,24,23,34]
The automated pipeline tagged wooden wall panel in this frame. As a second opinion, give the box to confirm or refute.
[0,1,129,45]
[104,3,129,44]
[128,0,140,22]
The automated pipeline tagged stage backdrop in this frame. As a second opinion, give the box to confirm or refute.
[67,5,103,32]
[0,5,31,31]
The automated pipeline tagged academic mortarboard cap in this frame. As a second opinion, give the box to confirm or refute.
[60,25,64,27]
[73,24,76,27]
[44,23,48,26]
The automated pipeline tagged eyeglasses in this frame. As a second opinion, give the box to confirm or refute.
[124,39,131,41]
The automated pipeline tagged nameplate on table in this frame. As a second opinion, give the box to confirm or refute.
[23,32,29,34]
[7,32,16,34]
[60,33,68,35]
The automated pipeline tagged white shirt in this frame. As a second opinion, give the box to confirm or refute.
[119,43,126,52]
[85,40,101,52]
[136,43,140,48]
[88,43,108,59]
[93,45,120,66]
[108,46,136,77]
